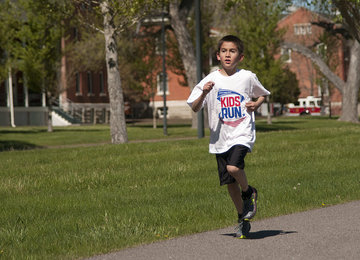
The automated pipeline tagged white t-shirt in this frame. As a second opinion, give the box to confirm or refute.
[187,69,270,154]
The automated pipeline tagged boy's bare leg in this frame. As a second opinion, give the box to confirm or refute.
[227,165,249,192]
[227,165,258,221]
[226,166,255,238]
[226,165,250,215]
[227,183,243,214]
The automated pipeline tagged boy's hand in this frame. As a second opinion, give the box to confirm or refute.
[202,81,215,95]
[191,81,215,112]
[245,101,258,112]
[245,96,266,112]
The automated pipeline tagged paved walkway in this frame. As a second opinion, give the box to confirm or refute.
[87,200,360,260]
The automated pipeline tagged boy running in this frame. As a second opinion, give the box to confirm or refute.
[187,35,270,238]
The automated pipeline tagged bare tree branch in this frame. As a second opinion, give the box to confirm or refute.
[282,41,345,93]
[78,19,104,34]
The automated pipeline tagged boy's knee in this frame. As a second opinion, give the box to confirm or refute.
[227,165,240,176]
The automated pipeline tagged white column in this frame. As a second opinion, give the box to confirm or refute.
[42,89,46,107]
[8,69,16,127]
[24,76,29,107]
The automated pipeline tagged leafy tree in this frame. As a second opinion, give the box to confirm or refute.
[120,28,160,102]
[124,26,163,127]
[67,2,162,127]
[0,10,10,81]
[68,0,161,143]
[224,0,299,104]
[65,30,106,88]
[0,0,69,131]
[271,68,300,105]
[283,0,360,122]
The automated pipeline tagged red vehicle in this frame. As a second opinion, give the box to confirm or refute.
[286,96,321,116]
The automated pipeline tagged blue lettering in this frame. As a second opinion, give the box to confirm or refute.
[220,107,243,120]
[221,107,228,119]
[235,107,242,118]
[228,107,234,118]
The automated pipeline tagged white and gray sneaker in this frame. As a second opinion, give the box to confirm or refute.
[242,187,258,220]
[235,219,251,239]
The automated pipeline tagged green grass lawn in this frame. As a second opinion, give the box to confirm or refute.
[0,122,198,150]
[0,117,359,259]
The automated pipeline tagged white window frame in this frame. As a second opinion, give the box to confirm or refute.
[294,23,312,35]
[75,72,82,96]
[99,71,105,95]
[155,35,167,56]
[87,71,93,96]
[157,73,169,95]
[280,48,292,63]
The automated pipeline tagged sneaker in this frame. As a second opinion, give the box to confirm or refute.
[242,187,258,220]
[235,219,251,239]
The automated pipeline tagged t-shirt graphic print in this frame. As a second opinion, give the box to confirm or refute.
[217,89,246,127]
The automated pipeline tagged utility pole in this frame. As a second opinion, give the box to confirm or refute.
[161,7,168,136]
[195,0,204,138]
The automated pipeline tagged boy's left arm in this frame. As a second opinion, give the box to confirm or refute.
[245,96,266,112]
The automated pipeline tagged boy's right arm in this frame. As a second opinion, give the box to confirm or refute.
[191,81,214,112]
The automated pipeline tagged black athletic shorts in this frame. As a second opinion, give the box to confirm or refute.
[215,145,249,186]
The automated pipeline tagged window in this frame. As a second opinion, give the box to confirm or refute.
[87,71,93,94]
[280,48,292,63]
[294,23,312,35]
[75,72,81,94]
[99,71,105,94]
[319,78,329,96]
[157,73,169,95]
[316,43,327,57]
[155,35,167,55]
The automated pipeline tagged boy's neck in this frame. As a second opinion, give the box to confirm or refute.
[219,68,239,76]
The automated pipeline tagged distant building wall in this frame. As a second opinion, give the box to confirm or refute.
[151,69,191,119]
[0,107,47,126]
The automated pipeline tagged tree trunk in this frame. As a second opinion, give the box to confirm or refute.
[169,2,198,128]
[47,94,53,132]
[152,94,157,129]
[266,96,272,124]
[339,40,360,123]
[101,1,128,143]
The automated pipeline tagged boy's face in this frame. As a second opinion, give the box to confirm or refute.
[217,41,244,72]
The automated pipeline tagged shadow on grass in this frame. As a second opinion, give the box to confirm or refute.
[0,128,104,134]
[0,141,42,152]
[131,121,300,132]
[222,230,297,239]
[0,129,47,134]
[256,122,299,132]
[128,123,192,129]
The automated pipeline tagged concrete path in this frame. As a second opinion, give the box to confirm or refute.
[88,200,360,260]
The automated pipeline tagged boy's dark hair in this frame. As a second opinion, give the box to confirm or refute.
[217,35,244,55]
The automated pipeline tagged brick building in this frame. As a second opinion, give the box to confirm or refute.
[277,7,345,115]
